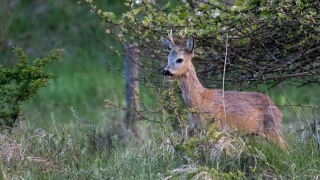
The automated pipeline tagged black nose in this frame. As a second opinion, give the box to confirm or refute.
[162,70,172,76]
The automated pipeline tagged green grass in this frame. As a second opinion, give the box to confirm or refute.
[23,57,124,127]
[1,122,320,179]
[267,83,320,128]
[0,119,180,179]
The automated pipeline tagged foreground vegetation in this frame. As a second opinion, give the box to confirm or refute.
[1,121,320,179]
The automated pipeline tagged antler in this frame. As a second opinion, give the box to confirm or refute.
[168,29,175,46]
[179,28,187,38]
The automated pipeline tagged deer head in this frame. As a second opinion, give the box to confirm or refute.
[161,33,195,77]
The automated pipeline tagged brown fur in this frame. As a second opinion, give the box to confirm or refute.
[162,35,286,149]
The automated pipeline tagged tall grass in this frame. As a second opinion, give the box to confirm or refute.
[0,119,180,179]
[1,117,320,179]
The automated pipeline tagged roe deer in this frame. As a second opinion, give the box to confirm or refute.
[161,33,286,149]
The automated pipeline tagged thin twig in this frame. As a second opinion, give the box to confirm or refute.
[278,84,304,130]
[278,104,318,109]
[222,34,228,131]
[312,108,320,158]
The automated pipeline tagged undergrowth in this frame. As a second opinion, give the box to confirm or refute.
[1,116,320,179]
[103,86,320,179]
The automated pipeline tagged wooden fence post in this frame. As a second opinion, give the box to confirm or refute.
[123,43,139,134]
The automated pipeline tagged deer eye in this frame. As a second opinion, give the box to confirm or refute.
[176,58,183,63]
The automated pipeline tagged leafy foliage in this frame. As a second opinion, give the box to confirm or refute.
[0,48,63,128]
[81,0,320,90]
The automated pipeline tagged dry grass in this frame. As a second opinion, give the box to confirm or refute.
[0,129,68,179]
[0,135,23,168]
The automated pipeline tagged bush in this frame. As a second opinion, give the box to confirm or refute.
[81,0,320,90]
[0,48,63,129]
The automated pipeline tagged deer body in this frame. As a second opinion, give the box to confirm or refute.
[161,34,285,149]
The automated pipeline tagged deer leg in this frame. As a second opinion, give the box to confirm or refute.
[264,129,286,149]
[263,113,286,149]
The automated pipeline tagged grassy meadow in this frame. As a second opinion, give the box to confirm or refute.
[1,0,320,179]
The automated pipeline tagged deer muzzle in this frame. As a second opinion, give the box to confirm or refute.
[162,69,173,76]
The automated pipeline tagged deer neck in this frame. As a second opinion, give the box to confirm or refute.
[177,63,205,108]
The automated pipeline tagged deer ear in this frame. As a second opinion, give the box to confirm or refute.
[161,36,173,50]
[185,36,194,53]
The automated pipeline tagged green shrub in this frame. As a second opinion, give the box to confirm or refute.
[0,48,63,128]
[81,0,320,90]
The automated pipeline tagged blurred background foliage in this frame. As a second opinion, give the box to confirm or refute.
[1,0,135,129]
